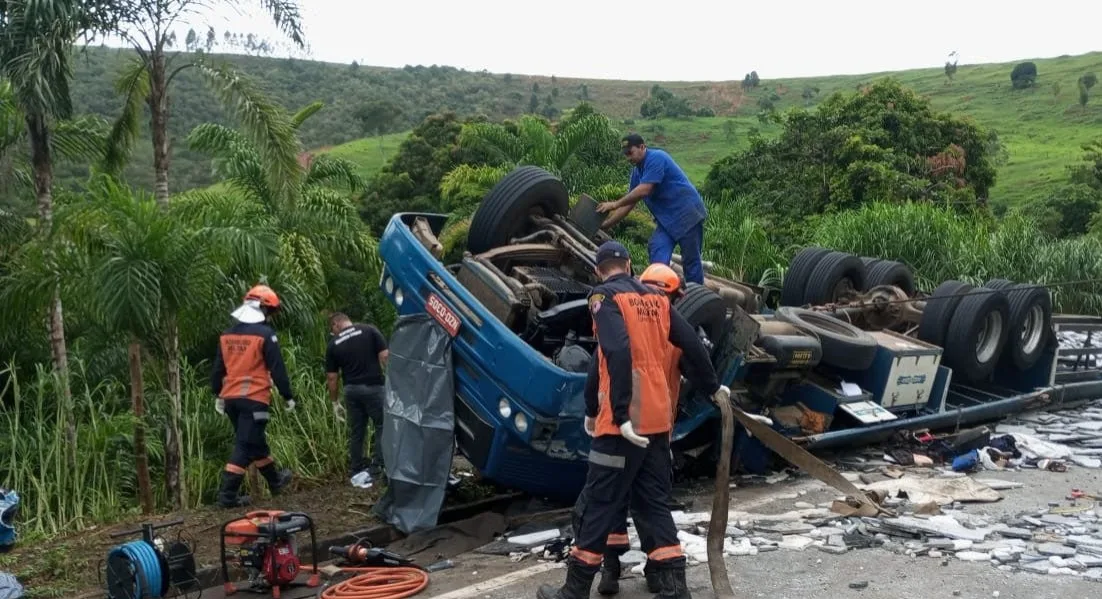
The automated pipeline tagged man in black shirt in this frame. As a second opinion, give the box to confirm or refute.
[325,312,389,488]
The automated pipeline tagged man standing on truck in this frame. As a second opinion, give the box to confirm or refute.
[538,243,726,599]
[594,262,685,596]
[595,134,709,285]
[325,312,390,489]
[212,284,296,508]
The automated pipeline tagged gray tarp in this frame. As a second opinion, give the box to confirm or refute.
[372,313,457,534]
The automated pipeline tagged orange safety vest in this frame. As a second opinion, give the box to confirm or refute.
[217,328,275,405]
[592,285,677,437]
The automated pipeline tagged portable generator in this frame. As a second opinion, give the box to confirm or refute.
[220,510,319,598]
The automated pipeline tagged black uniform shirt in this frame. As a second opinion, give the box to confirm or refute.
[325,324,388,386]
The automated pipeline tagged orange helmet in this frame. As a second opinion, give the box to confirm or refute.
[244,284,281,311]
[640,263,682,296]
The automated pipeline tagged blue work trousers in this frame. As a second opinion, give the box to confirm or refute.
[648,221,705,284]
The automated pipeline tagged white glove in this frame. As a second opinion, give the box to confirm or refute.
[215,398,225,415]
[285,399,296,412]
[742,413,774,438]
[584,416,596,437]
[713,385,731,402]
[333,403,346,422]
[620,422,650,448]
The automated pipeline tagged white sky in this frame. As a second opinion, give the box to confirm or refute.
[102,0,1102,82]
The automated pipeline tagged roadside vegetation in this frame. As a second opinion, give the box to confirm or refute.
[2,3,1102,595]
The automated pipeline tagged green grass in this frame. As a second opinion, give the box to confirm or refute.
[314,52,1102,209]
[318,131,409,181]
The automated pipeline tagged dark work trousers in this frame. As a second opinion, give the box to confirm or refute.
[570,433,685,569]
[225,398,271,469]
[346,384,385,476]
[605,445,674,557]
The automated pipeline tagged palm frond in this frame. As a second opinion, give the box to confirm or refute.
[187,122,271,202]
[515,115,555,167]
[193,60,302,201]
[305,153,364,194]
[457,122,526,165]
[550,113,615,170]
[439,164,509,211]
[101,57,150,176]
[50,114,108,163]
[255,0,307,47]
[291,101,324,129]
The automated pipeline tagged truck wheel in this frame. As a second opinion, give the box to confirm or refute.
[802,251,867,306]
[774,307,879,371]
[860,257,882,272]
[865,260,915,295]
[675,283,729,344]
[1002,283,1052,371]
[467,166,569,254]
[984,278,1015,291]
[780,247,831,307]
[917,280,972,348]
[943,287,1011,382]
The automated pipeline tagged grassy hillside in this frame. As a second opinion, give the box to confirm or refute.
[59,46,1102,209]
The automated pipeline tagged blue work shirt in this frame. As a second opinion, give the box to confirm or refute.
[629,148,707,240]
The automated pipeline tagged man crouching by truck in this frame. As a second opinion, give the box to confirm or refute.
[537,242,727,599]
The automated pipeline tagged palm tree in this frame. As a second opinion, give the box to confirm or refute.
[0,0,124,464]
[183,101,380,316]
[105,0,306,206]
[439,109,626,213]
[104,57,306,508]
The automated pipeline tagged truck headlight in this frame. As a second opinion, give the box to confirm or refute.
[384,276,394,294]
[394,288,403,307]
[514,413,528,434]
[498,399,512,418]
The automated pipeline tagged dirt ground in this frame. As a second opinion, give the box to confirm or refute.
[0,476,384,597]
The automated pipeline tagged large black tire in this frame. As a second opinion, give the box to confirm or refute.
[780,247,832,307]
[943,287,1011,383]
[674,283,729,343]
[917,280,973,348]
[803,251,867,306]
[1001,283,1053,371]
[774,307,879,370]
[860,257,882,270]
[467,166,569,254]
[984,278,1015,291]
[865,260,916,295]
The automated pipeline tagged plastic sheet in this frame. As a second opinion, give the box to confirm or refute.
[372,314,457,534]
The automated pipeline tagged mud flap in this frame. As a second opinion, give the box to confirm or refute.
[372,314,457,534]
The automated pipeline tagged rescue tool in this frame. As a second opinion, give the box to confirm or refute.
[219,510,319,598]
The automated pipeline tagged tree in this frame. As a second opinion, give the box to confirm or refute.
[742,71,761,89]
[352,99,404,155]
[639,85,696,119]
[440,110,626,212]
[703,79,998,246]
[1011,61,1037,89]
[723,119,737,142]
[944,51,958,84]
[801,86,820,106]
[106,0,306,207]
[503,73,512,84]
[0,0,124,468]
[1079,73,1098,110]
[528,93,539,114]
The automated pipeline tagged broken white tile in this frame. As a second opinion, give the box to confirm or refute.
[956,551,991,562]
[779,535,815,551]
[1037,542,1077,557]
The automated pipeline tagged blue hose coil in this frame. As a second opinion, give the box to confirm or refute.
[107,540,164,599]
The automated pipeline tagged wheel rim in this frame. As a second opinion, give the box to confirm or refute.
[976,310,1004,363]
[1021,304,1045,354]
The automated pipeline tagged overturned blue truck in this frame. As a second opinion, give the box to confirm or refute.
[376,166,1102,502]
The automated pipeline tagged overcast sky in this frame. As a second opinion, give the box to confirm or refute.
[107,0,1102,82]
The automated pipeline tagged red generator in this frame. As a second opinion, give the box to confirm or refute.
[220,510,320,598]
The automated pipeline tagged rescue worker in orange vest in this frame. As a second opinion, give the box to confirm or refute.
[211,285,296,508]
[538,242,727,599]
[595,263,686,595]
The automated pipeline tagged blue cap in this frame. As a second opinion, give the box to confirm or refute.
[596,240,630,265]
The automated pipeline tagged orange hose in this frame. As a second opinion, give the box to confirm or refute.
[320,567,430,599]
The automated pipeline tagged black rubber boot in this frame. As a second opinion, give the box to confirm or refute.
[536,560,597,599]
[597,553,621,595]
[217,471,250,508]
[654,565,691,599]
[644,562,661,594]
[260,463,293,495]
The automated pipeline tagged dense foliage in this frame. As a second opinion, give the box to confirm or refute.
[702,79,1001,246]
